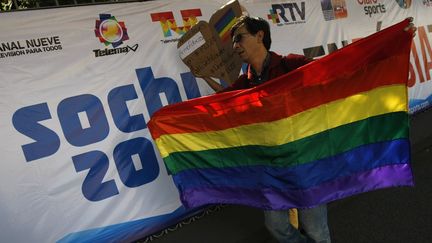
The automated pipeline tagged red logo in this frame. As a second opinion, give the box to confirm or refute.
[151,9,202,38]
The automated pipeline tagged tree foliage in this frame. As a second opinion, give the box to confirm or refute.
[0,0,139,12]
[1,0,39,11]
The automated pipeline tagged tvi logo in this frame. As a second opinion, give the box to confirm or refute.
[151,9,202,39]
[267,1,306,26]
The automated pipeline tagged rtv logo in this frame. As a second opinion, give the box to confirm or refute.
[267,1,306,26]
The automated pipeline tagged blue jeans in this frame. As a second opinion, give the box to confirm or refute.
[264,204,331,243]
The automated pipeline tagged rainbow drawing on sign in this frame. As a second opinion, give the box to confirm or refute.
[214,8,237,42]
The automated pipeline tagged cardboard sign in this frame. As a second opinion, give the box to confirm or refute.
[177,0,243,84]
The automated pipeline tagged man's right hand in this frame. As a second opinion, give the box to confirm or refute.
[201,76,224,93]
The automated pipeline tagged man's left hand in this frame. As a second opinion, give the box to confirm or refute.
[404,17,417,37]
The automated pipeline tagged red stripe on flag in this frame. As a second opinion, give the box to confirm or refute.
[148,19,412,139]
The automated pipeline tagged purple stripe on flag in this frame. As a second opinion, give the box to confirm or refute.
[179,163,414,209]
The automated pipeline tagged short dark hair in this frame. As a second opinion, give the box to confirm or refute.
[230,15,272,50]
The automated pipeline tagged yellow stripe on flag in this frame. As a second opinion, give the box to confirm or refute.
[156,84,407,158]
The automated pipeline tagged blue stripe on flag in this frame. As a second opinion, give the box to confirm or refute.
[173,139,410,190]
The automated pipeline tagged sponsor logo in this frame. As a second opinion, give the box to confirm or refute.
[357,0,386,17]
[12,65,204,202]
[423,0,432,7]
[320,0,348,21]
[0,36,63,59]
[267,1,307,26]
[395,0,412,9]
[151,9,202,44]
[93,14,138,58]
[95,14,129,48]
[302,21,383,59]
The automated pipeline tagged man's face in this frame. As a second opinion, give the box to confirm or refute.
[231,26,261,63]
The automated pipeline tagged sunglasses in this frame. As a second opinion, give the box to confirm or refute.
[232,32,251,44]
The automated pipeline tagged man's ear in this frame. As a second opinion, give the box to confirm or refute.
[257,30,264,43]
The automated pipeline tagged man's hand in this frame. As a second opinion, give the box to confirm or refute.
[201,77,224,92]
[190,68,224,92]
[404,17,417,37]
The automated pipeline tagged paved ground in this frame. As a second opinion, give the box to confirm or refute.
[142,108,432,243]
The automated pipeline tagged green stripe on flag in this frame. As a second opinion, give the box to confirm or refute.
[164,112,409,174]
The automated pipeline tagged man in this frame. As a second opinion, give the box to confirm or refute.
[193,15,416,243]
[195,15,330,243]
[198,16,311,94]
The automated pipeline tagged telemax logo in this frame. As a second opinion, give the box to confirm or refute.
[267,1,306,26]
[93,14,138,57]
[151,9,202,43]
[320,0,348,21]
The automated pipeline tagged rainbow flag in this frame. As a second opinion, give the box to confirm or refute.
[214,8,237,42]
[148,19,414,210]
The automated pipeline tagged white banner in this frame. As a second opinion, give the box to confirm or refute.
[1,0,431,242]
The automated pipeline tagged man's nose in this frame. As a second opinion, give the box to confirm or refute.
[233,41,240,49]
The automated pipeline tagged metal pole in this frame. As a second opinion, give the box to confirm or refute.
[12,0,18,9]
